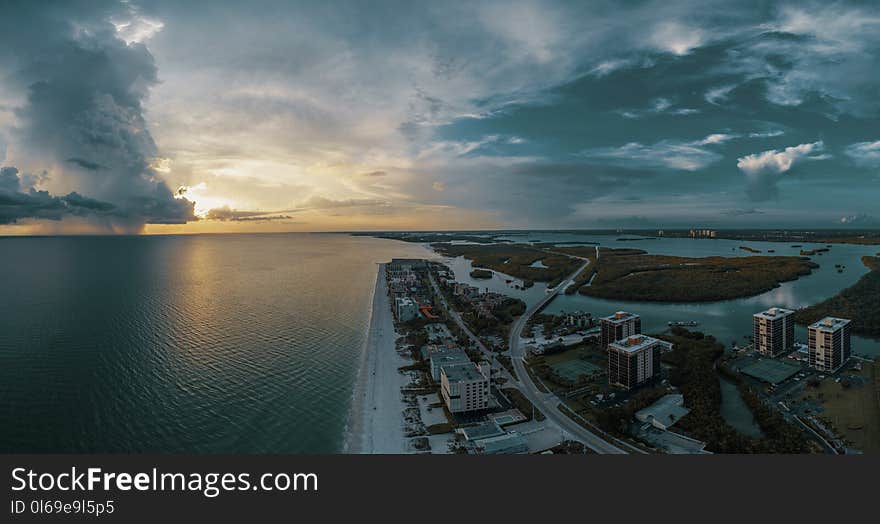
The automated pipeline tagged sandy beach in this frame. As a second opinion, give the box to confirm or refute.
[344,263,410,453]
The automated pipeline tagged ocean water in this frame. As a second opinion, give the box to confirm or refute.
[0,233,429,453]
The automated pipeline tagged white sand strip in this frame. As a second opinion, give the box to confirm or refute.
[343,263,409,454]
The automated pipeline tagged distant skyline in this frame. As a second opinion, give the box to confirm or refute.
[2,0,880,234]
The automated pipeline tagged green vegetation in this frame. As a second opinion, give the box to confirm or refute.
[576,248,817,302]
[496,355,518,380]
[426,422,454,434]
[469,268,493,279]
[658,328,811,453]
[594,387,667,435]
[793,255,880,337]
[502,387,546,421]
[433,243,582,287]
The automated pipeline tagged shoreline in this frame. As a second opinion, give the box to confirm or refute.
[343,263,410,454]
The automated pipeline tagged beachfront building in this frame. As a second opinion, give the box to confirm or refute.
[395,296,419,322]
[608,335,662,390]
[388,258,426,275]
[440,362,490,413]
[753,307,795,357]
[808,317,852,373]
[429,349,471,381]
[600,311,641,350]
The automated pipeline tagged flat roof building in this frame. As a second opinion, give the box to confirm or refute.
[440,362,490,413]
[472,432,529,455]
[808,317,852,373]
[395,296,419,323]
[753,307,795,357]
[608,334,662,390]
[600,311,641,350]
[429,349,471,381]
[635,394,690,431]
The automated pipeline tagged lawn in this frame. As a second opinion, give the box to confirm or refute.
[801,362,880,454]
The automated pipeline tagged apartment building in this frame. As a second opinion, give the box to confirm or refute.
[608,335,662,390]
[600,311,641,350]
[753,307,795,356]
[808,317,852,373]
[440,363,490,413]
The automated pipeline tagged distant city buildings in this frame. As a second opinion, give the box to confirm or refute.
[607,334,662,390]
[689,229,717,238]
[440,362,490,413]
[395,296,419,322]
[753,307,795,356]
[808,317,852,373]
[562,310,592,328]
[600,311,641,350]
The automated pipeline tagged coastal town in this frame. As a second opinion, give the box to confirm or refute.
[351,232,880,455]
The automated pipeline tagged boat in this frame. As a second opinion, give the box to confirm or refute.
[668,320,699,327]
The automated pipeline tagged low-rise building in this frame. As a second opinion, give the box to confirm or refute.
[808,317,852,372]
[453,283,480,300]
[471,431,529,455]
[395,296,419,322]
[635,394,690,430]
[440,362,490,413]
[753,307,795,357]
[607,334,662,390]
[600,311,641,350]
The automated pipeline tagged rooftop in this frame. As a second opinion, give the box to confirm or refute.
[473,432,528,455]
[601,310,640,324]
[809,317,851,331]
[608,334,660,353]
[441,362,485,382]
[430,351,471,367]
[754,307,795,320]
[635,394,690,429]
[461,421,505,441]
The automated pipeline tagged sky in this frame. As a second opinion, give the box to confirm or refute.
[1,0,879,234]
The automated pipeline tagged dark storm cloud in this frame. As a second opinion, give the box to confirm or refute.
[0,0,194,229]
[0,165,118,224]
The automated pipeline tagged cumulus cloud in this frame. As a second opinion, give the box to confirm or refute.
[737,141,830,201]
[0,0,194,231]
[844,140,880,167]
[736,141,828,175]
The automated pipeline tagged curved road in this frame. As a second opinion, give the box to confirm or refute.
[506,251,634,454]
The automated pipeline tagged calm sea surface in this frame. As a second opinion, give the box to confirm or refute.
[0,233,429,453]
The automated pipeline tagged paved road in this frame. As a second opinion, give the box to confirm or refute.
[506,254,633,454]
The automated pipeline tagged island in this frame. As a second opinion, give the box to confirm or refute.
[469,268,493,279]
[433,243,583,288]
[559,247,818,302]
